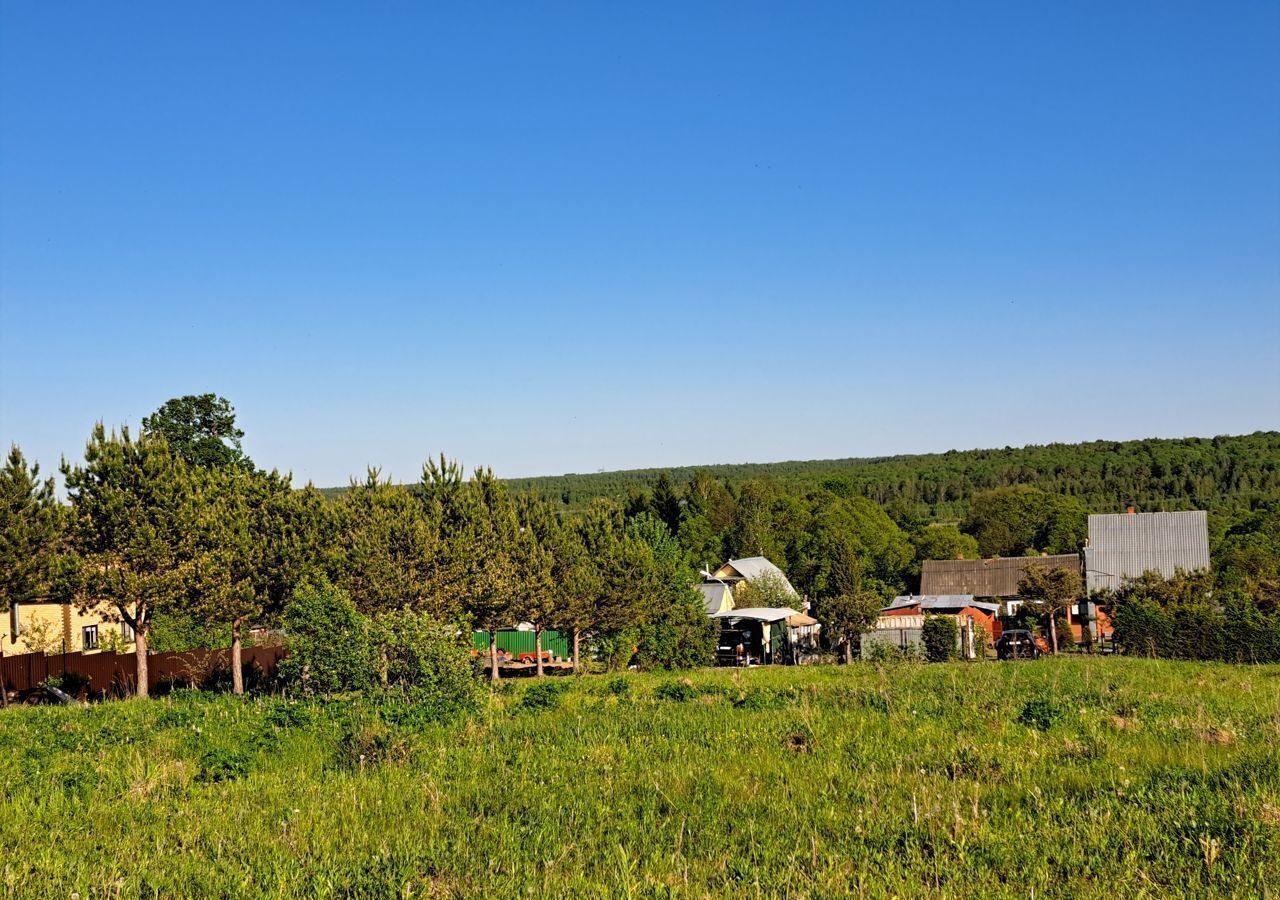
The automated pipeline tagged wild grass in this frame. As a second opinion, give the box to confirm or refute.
[2,658,1278,898]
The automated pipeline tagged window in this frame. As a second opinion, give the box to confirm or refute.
[120,621,134,642]
[82,625,99,651]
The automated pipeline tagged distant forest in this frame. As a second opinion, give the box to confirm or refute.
[502,432,1280,521]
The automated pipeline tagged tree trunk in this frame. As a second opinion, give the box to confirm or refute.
[230,618,244,696]
[843,638,853,665]
[489,631,500,683]
[134,623,150,698]
[1,641,7,708]
[1049,612,1059,655]
[572,627,581,673]
[535,626,544,678]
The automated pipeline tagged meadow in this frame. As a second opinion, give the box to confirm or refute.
[2,658,1278,898]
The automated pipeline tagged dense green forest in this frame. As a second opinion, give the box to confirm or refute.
[501,432,1280,520]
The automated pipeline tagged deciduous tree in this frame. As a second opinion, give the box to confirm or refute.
[1017,565,1083,655]
[142,394,252,471]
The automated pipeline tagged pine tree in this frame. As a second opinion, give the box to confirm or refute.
[0,446,61,706]
[61,425,199,697]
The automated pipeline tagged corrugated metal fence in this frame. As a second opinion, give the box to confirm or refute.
[0,646,286,698]
[471,629,570,659]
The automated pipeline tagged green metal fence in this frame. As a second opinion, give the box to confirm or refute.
[472,629,570,659]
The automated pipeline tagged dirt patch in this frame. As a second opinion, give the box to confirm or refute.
[1198,727,1235,745]
[786,730,813,753]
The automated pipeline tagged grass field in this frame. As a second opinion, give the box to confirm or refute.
[2,658,1278,898]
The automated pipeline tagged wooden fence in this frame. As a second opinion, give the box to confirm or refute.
[0,646,287,699]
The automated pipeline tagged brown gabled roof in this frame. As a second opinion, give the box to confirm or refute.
[920,554,1081,598]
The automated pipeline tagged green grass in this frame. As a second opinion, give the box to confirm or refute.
[2,658,1279,898]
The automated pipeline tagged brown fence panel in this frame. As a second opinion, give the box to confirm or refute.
[1,646,287,699]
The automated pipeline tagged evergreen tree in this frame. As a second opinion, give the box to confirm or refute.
[649,472,683,535]
[61,425,199,697]
[0,446,61,706]
[330,468,444,617]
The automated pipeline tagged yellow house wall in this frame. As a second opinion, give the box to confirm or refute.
[7,601,136,655]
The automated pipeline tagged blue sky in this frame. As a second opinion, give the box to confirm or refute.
[2,2,1277,487]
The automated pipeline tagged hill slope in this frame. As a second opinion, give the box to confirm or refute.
[504,432,1280,519]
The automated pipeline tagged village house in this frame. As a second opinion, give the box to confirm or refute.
[1084,509,1210,592]
[698,557,819,665]
[919,553,1107,642]
[708,556,800,596]
[865,594,998,659]
[7,599,136,655]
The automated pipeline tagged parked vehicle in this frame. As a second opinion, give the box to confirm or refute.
[996,629,1042,660]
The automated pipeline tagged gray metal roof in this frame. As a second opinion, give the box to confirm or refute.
[1084,511,1210,592]
[710,607,803,622]
[693,582,735,615]
[886,595,1001,614]
[714,557,799,596]
[921,554,1081,598]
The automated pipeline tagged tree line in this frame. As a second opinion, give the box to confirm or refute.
[3,395,1279,701]
[500,432,1280,521]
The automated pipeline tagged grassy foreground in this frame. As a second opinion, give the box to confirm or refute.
[2,659,1278,898]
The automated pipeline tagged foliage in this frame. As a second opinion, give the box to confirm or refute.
[277,580,373,695]
[921,615,958,662]
[1108,569,1280,663]
[963,486,1086,557]
[0,445,60,613]
[504,432,1280,521]
[731,570,795,609]
[368,609,479,718]
[59,425,200,696]
[628,514,716,670]
[653,678,699,702]
[141,393,252,471]
[1017,695,1064,731]
[2,660,1277,896]
[328,469,443,617]
[1018,565,1084,654]
[518,679,568,711]
[1214,503,1280,610]
[197,747,252,783]
[815,590,882,662]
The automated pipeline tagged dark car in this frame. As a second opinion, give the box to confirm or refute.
[996,629,1042,660]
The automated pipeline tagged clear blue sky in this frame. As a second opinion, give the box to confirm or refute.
[2,2,1277,487]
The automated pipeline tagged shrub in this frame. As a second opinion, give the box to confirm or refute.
[263,700,315,730]
[922,616,958,662]
[1017,696,1064,731]
[655,679,699,703]
[197,747,251,783]
[369,609,480,720]
[633,593,717,671]
[1054,617,1076,650]
[277,579,373,696]
[337,719,411,769]
[604,676,632,697]
[519,679,569,711]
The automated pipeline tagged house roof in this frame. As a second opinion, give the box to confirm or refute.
[920,554,1081,598]
[712,557,799,595]
[1084,510,1209,592]
[693,582,735,615]
[886,595,1001,614]
[711,607,803,623]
